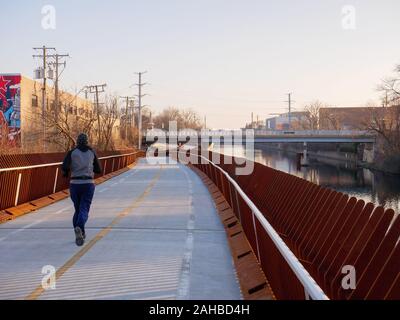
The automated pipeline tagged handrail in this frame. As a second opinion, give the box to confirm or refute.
[194,152,329,300]
[99,152,140,160]
[0,151,141,173]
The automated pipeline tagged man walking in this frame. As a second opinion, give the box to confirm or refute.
[62,133,102,246]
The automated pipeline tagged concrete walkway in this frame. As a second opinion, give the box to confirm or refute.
[0,158,241,300]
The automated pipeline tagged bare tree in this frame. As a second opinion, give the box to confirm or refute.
[359,65,400,172]
[98,95,120,151]
[25,89,123,153]
[153,107,181,129]
[43,90,97,151]
[364,64,400,159]
[379,64,400,105]
[153,107,202,130]
[141,108,152,131]
[180,108,203,130]
[363,104,400,157]
[303,100,324,130]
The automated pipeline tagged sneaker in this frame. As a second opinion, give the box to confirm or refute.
[74,227,84,246]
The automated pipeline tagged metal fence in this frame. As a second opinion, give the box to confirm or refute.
[0,150,144,211]
[188,151,399,300]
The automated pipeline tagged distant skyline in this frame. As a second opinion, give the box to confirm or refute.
[1,0,399,128]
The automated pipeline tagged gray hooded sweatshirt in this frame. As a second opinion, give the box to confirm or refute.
[62,146,102,184]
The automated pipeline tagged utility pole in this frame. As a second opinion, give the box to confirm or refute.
[87,84,107,146]
[135,71,147,149]
[204,116,207,129]
[286,93,293,130]
[119,96,135,141]
[47,53,69,121]
[33,46,56,151]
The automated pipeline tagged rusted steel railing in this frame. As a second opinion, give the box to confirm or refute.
[186,150,399,300]
[0,150,144,211]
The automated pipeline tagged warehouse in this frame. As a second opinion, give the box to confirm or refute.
[0,74,119,152]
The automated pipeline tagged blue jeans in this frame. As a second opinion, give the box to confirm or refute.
[70,183,95,234]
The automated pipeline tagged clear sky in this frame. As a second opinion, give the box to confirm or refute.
[1,0,399,128]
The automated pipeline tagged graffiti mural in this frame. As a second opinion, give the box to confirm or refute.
[0,74,21,147]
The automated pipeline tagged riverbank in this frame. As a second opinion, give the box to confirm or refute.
[255,143,400,175]
[232,145,400,213]
[362,156,400,175]
[255,143,357,167]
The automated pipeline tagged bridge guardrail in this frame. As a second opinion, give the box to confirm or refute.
[252,129,376,136]
[0,150,144,211]
[179,150,399,300]
[175,150,328,300]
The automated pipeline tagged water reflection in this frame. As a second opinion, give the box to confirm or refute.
[216,145,400,213]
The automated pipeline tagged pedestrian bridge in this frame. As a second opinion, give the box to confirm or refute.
[0,158,244,300]
[0,151,398,300]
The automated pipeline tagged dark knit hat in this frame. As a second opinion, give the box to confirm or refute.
[77,133,89,147]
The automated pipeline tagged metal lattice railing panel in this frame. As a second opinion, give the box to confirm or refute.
[0,150,144,211]
[189,150,399,300]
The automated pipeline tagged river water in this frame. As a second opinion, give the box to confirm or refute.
[214,145,400,213]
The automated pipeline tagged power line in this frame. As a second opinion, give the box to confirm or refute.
[47,53,70,121]
[32,46,56,151]
[285,93,295,130]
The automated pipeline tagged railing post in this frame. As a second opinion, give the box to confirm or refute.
[251,209,261,260]
[53,168,59,193]
[234,188,242,223]
[218,170,223,194]
[212,165,217,184]
[112,158,115,172]
[219,170,227,198]
[103,160,107,175]
[227,179,234,208]
[223,174,232,205]
[15,172,22,206]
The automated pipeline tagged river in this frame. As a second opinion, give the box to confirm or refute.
[214,144,400,213]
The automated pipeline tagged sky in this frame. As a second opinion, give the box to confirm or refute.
[1,0,399,128]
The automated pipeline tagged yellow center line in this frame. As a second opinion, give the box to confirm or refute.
[25,164,163,300]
